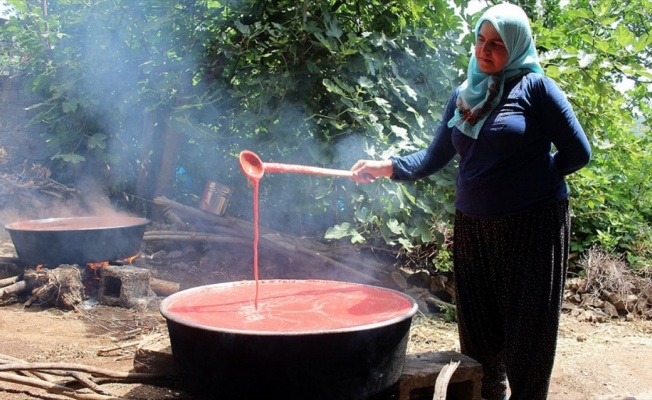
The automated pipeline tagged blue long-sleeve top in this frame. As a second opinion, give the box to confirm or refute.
[391,73,591,218]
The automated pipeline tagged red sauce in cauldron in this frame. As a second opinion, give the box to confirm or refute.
[161,279,417,334]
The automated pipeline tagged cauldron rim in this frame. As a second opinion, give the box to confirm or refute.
[4,216,150,231]
[160,279,418,336]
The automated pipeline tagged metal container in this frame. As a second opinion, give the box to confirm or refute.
[199,180,232,216]
[5,216,149,266]
[160,279,418,400]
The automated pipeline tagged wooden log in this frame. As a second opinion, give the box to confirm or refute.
[144,231,249,246]
[295,242,381,283]
[0,280,28,299]
[0,275,20,289]
[154,196,236,228]
[145,231,381,283]
[424,295,457,313]
[154,195,392,281]
[150,277,180,296]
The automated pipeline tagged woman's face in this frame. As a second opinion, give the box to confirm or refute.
[475,21,509,74]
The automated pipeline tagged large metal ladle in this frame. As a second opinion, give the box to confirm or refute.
[239,150,353,180]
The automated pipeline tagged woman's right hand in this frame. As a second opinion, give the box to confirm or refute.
[350,159,393,183]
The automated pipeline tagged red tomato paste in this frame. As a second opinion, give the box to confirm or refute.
[161,279,417,335]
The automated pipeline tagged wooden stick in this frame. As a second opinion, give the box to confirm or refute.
[152,196,384,282]
[295,243,380,283]
[145,231,380,283]
[433,360,460,400]
[0,275,20,289]
[0,354,58,383]
[0,362,170,381]
[69,371,117,397]
[424,295,457,312]
[0,372,123,400]
[0,280,28,299]
[144,232,249,245]
[163,209,187,230]
[96,341,141,356]
[150,277,180,296]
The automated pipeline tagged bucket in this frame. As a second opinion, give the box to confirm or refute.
[199,181,232,216]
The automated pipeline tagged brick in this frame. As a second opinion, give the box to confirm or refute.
[397,351,483,400]
[98,265,156,309]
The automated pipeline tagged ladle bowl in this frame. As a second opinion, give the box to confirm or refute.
[238,150,353,180]
[239,150,265,180]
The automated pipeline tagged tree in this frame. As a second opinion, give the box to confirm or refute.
[1,0,651,267]
[533,0,652,266]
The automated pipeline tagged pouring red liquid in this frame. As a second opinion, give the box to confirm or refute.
[238,150,355,309]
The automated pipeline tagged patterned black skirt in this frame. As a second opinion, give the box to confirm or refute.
[453,199,570,400]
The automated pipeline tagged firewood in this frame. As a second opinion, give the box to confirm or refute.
[23,267,84,309]
[154,196,240,230]
[0,275,20,289]
[0,280,28,299]
[0,372,123,400]
[144,231,249,246]
[154,194,393,282]
[433,360,460,400]
[68,371,117,397]
[423,295,457,313]
[294,242,380,283]
[145,230,381,283]
[150,277,180,296]
[0,361,172,381]
[0,354,58,383]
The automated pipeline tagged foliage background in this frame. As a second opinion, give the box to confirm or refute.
[1,0,651,271]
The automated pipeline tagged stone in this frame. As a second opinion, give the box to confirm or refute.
[98,265,156,309]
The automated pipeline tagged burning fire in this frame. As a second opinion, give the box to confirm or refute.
[87,261,110,270]
[85,253,140,279]
[34,253,140,272]
[87,253,141,270]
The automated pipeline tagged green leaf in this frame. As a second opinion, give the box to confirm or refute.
[234,20,250,35]
[411,219,433,243]
[325,15,343,38]
[358,76,374,88]
[51,153,85,164]
[391,125,408,140]
[323,79,345,96]
[62,100,78,113]
[577,51,597,68]
[87,133,107,149]
[374,97,391,113]
[325,223,354,239]
[386,218,403,235]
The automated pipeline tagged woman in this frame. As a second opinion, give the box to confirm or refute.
[350,3,591,400]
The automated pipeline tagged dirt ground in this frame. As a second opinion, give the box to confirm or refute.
[0,229,652,400]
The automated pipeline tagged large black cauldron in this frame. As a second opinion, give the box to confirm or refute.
[160,279,418,400]
[5,216,149,266]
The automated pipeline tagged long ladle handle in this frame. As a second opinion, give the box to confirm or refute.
[264,163,353,178]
